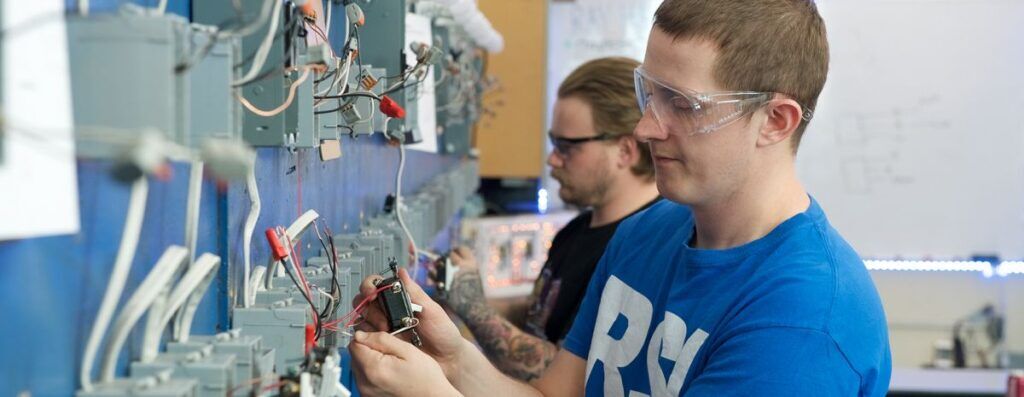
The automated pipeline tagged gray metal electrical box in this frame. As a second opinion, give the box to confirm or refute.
[193,0,314,148]
[76,376,198,397]
[234,299,308,373]
[187,29,241,145]
[166,332,264,397]
[67,14,190,158]
[130,350,235,397]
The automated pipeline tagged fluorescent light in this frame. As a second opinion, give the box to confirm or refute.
[864,260,994,278]
[995,261,1024,277]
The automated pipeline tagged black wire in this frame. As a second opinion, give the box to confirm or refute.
[314,69,337,84]
[383,75,424,96]
[313,96,370,115]
[325,227,342,302]
[314,225,335,320]
[281,257,322,340]
[314,92,380,101]
[353,25,366,75]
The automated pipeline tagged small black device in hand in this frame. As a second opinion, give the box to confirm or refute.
[374,260,422,346]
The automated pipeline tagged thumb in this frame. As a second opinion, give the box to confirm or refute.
[398,267,432,303]
[352,330,416,359]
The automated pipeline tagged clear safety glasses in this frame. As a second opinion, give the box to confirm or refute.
[634,67,812,136]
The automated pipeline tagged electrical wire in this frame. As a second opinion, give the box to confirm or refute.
[172,160,204,339]
[79,177,148,391]
[236,67,312,117]
[312,91,381,114]
[324,0,334,38]
[233,0,284,86]
[99,246,189,382]
[242,165,261,308]
[394,143,422,277]
[156,0,169,15]
[79,0,89,16]
[280,228,323,340]
[141,253,219,362]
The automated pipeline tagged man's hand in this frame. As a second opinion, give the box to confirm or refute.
[349,331,462,397]
[443,246,487,319]
[351,268,467,381]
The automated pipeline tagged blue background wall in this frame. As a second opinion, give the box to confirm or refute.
[0,1,463,395]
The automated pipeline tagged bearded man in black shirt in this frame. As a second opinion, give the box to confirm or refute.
[442,56,661,381]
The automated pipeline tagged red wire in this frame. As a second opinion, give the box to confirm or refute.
[305,21,336,58]
[339,284,392,328]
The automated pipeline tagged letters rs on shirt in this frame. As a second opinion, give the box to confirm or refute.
[585,276,709,397]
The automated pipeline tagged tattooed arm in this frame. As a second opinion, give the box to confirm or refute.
[443,247,559,381]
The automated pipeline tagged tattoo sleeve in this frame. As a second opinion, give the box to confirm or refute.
[445,270,558,381]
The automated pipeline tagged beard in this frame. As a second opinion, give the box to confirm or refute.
[552,166,611,209]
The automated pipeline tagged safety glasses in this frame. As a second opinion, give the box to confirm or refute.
[634,67,812,136]
[548,132,615,157]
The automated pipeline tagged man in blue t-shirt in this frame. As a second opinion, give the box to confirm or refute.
[346,0,892,396]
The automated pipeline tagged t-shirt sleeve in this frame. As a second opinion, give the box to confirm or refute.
[684,327,862,396]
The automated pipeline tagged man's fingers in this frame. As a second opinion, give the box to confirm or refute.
[398,268,432,303]
[353,330,417,358]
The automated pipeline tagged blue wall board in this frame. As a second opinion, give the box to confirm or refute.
[0,2,465,396]
[225,139,460,309]
[65,0,191,17]
[0,139,461,396]
[0,159,224,396]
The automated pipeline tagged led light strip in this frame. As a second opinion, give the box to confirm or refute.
[864,260,994,278]
[995,261,1024,277]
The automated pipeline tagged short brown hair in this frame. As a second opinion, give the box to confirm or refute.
[557,57,654,178]
[654,0,829,151]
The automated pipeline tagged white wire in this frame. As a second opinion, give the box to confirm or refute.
[223,0,276,38]
[79,0,89,16]
[232,0,283,86]
[242,165,261,308]
[183,162,203,265]
[79,177,148,391]
[389,318,420,336]
[156,0,168,15]
[394,143,422,279]
[237,67,312,117]
[174,160,204,337]
[99,246,189,382]
[325,0,333,38]
[141,253,220,362]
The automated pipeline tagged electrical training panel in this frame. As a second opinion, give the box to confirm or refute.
[71,0,494,396]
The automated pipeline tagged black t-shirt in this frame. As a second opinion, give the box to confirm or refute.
[524,199,660,343]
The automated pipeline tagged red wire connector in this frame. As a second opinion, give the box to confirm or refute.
[379,95,406,119]
[265,228,289,261]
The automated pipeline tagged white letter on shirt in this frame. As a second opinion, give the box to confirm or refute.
[586,276,653,397]
[647,312,709,396]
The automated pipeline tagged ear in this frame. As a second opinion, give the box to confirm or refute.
[615,136,639,170]
[757,97,803,149]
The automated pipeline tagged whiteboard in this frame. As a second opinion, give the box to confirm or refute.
[545,0,1024,259]
[798,0,1024,259]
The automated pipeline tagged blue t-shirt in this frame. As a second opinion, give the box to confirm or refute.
[562,198,891,396]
